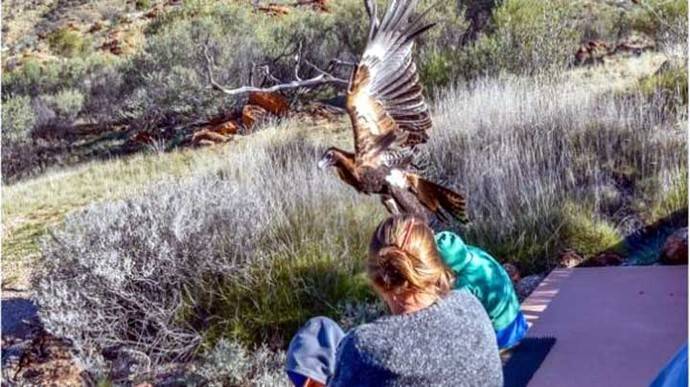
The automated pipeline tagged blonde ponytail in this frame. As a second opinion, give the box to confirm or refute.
[368,215,454,297]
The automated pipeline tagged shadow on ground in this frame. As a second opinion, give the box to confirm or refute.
[2,296,38,341]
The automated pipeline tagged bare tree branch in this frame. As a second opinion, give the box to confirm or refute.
[328,58,357,68]
[294,41,303,81]
[202,43,349,97]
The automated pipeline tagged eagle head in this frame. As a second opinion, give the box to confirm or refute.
[318,148,338,170]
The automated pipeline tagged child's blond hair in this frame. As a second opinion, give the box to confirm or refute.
[368,215,454,297]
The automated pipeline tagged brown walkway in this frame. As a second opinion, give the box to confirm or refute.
[521,266,687,387]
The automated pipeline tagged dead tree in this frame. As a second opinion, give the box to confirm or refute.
[202,42,353,97]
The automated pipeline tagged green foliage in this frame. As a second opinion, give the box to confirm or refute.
[446,0,582,79]
[123,2,261,123]
[47,28,91,58]
[626,0,688,41]
[194,202,378,348]
[1,95,35,145]
[491,0,581,73]
[560,202,624,257]
[420,51,455,91]
[43,88,85,121]
[135,0,151,11]
[639,62,688,107]
[416,0,469,89]
[643,167,689,222]
[2,55,120,97]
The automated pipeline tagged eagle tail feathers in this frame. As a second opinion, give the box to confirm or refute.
[407,174,469,224]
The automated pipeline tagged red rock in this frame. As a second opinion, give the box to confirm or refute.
[247,91,289,117]
[145,4,164,18]
[132,132,154,145]
[614,32,655,56]
[661,228,688,265]
[88,22,103,33]
[575,40,610,65]
[192,129,231,145]
[258,4,291,16]
[210,120,239,136]
[242,104,269,132]
[581,252,624,267]
[558,249,584,268]
[502,263,521,283]
[101,39,123,55]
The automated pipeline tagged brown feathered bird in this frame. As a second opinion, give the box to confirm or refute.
[318,0,468,223]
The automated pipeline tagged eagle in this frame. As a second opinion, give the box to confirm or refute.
[317,0,468,223]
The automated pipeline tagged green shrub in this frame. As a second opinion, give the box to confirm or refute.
[195,202,378,347]
[47,28,92,58]
[135,0,151,11]
[1,95,35,145]
[2,55,119,97]
[643,167,689,222]
[451,0,581,78]
[639,62,688,107]
[43,88,85,121]
[560,203,624,257]
[416,0,469,89]
[626,0,688,42]
[493,0,580,73]
[123,2,262,124]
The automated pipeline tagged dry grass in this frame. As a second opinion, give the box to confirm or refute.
[428,55,686,271]
[2,120,348,287]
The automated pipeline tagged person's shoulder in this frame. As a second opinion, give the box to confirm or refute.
[444,288,478,306]
[346,318,391,347]
[443,289,490,317]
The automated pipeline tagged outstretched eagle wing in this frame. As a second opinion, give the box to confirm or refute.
[346,0,435,166]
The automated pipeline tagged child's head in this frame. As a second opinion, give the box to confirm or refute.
[368,215,454,301]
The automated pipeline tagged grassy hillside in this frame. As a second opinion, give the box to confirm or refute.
[2,0,686,181]
[2,119,351,287]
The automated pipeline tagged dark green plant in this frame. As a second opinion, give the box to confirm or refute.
[135,0,151,11]
[47,28,91,58]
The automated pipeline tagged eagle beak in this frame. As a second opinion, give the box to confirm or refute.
[317,159,330,170]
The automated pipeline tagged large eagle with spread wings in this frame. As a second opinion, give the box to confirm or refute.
[317,0,468,223]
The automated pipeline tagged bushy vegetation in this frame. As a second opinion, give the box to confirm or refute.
[8,0,689,384]
[2,0,686,182]
[47,27,92,58]
[33,63,687,381]
[33,128,384,380]
[429,68,686,271]
[455,0,581,78]
[1,95,35,146]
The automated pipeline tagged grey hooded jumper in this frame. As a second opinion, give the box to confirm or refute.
[328,290,503,387]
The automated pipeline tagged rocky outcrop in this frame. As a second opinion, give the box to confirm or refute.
[502,263,521,284]
[614,32,655,56]
[575,40,611,65]
[516,274,544,301]
[661,227,688,265]
[559,249,585,268]
[580,252,624,267]
[247,91,289,117]
[574,32,656,67]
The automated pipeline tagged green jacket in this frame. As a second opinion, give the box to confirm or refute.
[435,231,520,331]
